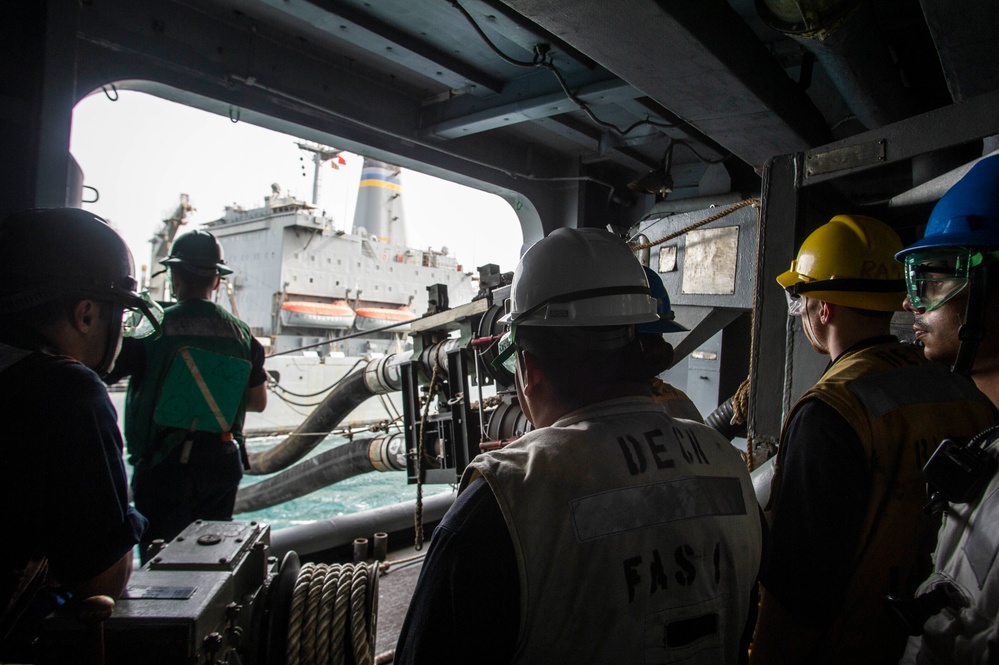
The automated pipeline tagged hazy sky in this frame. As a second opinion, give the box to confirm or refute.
[69,90,524,278]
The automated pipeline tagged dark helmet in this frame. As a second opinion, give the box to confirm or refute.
[161,229,232,275]
[0,208,139,312]
[0,208,162,375]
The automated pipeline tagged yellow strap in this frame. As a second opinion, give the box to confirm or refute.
[179,347,230,432]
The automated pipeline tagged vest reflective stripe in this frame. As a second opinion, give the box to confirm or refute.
[774,341,994,664]
[572,476,747,541]
[124,300,253,465]
[152,347,252,433]
[464,396,762,664]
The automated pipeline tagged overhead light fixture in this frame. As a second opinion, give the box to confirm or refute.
[628,140,675,198]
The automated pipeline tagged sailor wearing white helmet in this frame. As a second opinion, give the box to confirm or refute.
[396,227,763,664]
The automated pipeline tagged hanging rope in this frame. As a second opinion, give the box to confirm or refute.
[285,562,379,665]
[629,198,760,251]
[741,200,764,471]
[414,363,444,550]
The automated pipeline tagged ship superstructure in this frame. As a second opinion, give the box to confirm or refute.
[205,158,474,358]
[137,154,480,434]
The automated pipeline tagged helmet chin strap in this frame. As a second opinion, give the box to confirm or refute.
[953,265,989,376]
[95,302,125,378]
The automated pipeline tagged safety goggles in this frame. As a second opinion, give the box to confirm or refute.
[785,289,804,316]
[492,329,519,373]
[122,291,165,339]
[902,249,977,311]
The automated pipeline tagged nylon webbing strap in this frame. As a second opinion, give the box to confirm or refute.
[179,347,230,432]
[790,278,906,295]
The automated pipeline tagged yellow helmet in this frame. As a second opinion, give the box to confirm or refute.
[776,214,906,311]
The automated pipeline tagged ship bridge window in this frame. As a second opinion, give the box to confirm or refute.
[360,241,377,259]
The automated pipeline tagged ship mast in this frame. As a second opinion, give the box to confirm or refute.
[147,193,193,298]
[296,142,344,206]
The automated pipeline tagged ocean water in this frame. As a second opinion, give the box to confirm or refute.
[238,434,454,531]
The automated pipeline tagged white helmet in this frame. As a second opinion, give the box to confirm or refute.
[502,227,658,327]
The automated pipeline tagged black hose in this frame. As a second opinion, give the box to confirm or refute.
[270,492,457,560]
[247,367,375,474]
[235,438,383,514]
[705,395,747,441]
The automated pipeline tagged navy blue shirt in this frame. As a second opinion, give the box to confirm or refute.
[395,478,519,664]
[1,348,146,644]
[762,395,869,627]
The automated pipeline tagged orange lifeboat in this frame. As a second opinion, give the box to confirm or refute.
[353,306,417,332]
[280,300,356,330]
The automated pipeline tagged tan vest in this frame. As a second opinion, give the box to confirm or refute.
[651,378,705,423]
[464,396,762,664]
[773,341,994,664]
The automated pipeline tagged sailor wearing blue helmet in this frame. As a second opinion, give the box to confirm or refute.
[896,154,999,664]
[637,266,705,422]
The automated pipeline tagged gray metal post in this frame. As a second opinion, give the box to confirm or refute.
[747,153,801,462]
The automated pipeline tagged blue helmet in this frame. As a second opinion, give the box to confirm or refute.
[896,154,999,260]
[637,266,687,334]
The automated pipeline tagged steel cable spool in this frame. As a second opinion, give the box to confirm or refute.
[284,561,380,665]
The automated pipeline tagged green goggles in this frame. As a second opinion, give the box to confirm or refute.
[122,291,165,339]
[902,249,981,311]
[492,329,519,374]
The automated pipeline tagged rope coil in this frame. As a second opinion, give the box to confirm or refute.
[285,562,379,665]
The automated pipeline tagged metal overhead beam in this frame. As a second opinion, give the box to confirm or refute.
[802,87,999,186]
[499,0,832,169]
[919,0,999,102]
[71,0,596,237]
[422,72,637,139]
[254,0,504,95]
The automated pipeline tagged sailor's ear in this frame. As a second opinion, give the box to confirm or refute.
[517,348,540,396]
[818,300,834,325]
[72,298,101,333]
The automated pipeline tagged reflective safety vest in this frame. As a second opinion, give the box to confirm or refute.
[124,299,253,466]
[463,396,762,664]
[773,341,994,664]
[902,430,999,664]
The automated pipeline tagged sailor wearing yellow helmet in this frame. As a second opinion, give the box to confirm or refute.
[751,214,993,665]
